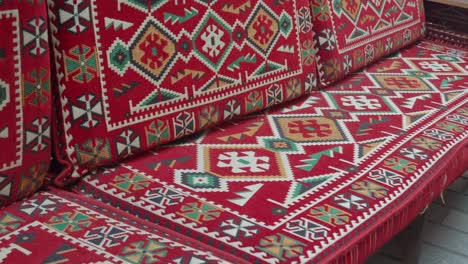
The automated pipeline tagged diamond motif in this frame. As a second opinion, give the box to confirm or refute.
[262,137,300,153]
[246,4,280,55]
[342,0,362,22]
[193,12,233,70]
[121,0,165,12]
[274,116,347,143]
[130,21,176,82]
[175,172,227,192]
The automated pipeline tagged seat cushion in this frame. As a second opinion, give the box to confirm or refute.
[310,0,426,86]
[76,40,468,263]
[0,189,238,263]
[48,0,318,185]
[0,1,51,207]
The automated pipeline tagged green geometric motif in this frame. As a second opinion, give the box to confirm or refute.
[435,54,462,63]
[146,120,170,147]
[256,234,306,261]
[246,91,264,113]
[75,138,112,167]
[193,11,233,70]
[24,68,50,106]
[411,136,442,150]
[49,211,93,232]
[112,173,150,193]
[163,8,199,25]
[121,240,169,264]
[253,61,283,76]
[176,172,227,192]
[297,147,343,172]
[0,213,24,235]
[288,176,333,201]
[383,157,417,174]
[308,205,350,226]
[0,79,9,111]
[137,89,180,106]
[108,40,130,75]
[262,137,300,153]
[64,45,98,83]
[279,11,293,37]
[177,201,222,224]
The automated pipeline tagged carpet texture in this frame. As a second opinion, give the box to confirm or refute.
[0,1,51,207]
[76,40,468,263]
[310,0,426,86]
[0,189,238,263]
[47,0,318,185]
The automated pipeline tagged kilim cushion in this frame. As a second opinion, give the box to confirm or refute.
[48,0,318,185]
[0,190,235,263]
[310,0,426,86]
[75,40,468,263]
[0,2,51,207]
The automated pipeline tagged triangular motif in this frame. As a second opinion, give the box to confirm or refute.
[357,138,387,159]
[442,91,465,104]
[396,12,411,24]
[227,184,263,206]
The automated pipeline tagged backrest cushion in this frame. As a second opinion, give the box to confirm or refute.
[310,0,426,86]
[48,0,318,184]
[0,1,51,207]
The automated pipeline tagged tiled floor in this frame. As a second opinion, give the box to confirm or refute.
[367,171,468,264]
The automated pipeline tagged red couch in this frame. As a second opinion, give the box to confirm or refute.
[0,0,467,263]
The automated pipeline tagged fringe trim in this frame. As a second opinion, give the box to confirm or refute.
[324,143,468,264]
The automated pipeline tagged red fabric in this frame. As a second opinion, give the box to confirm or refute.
[0,189,240,263]
[48,0,318,185]
[75,40,468,263]
[309,0,426,86]
[0,2,51,207]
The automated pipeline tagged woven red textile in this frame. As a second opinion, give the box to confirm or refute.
[0,1,51,207]
[48,0,318,185]
[0,189,239,263]
[310,0,426,86]
[75,40,468,263]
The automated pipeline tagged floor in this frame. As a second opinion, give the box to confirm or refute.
[367,170,468,264]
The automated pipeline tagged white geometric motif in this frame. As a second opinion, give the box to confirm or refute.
[285,218,329,241]
[341,95,382,110]
[25,117,50,152]
[419,61,453,72]
[220,218,259,238]
[334,194,368,210]
[71,93,103,128]
[59,0,91,33]
[217,151,270,173]
[22,17,48,56]
[369,169,404,186]
[399,147,428,161]
[116,130,141,157]
[201,24,226,58]
[447,114,468,125]
[423,129,454,141]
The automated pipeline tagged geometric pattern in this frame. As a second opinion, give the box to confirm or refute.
[310,0,426,86]
[48,0,318,184]
[0,2,51,207]
[77,40,468,263]
[0,191,229,263]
